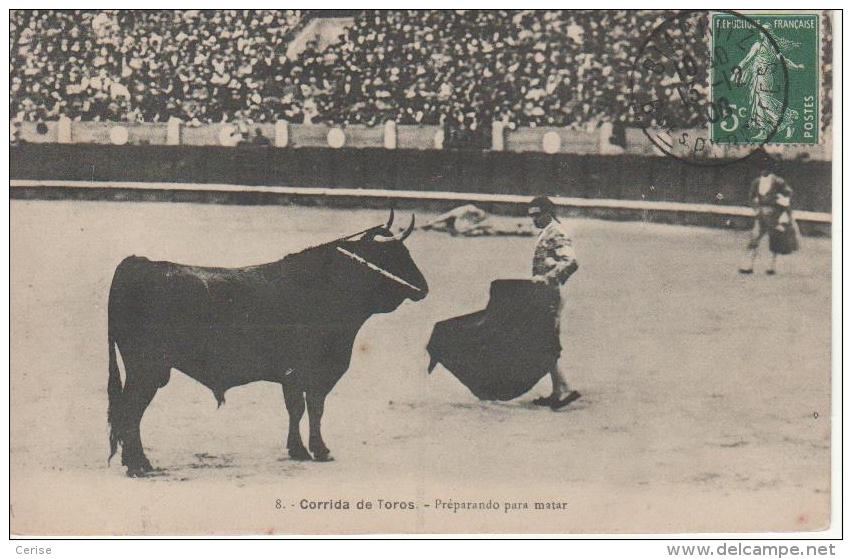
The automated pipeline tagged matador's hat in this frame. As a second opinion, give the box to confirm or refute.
[528,196,556,216]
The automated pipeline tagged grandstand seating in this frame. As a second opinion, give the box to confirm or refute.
[10,9,833,142]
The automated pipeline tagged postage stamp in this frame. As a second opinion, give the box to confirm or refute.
[710,12,821,145]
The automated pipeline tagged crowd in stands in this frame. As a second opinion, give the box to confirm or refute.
[298,10,672,131]
[10,10,306,124]
[10,9,833,140]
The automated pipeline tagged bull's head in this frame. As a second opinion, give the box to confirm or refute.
[336,210,429,313]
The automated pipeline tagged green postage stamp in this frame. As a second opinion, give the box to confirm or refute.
[710,12,820,145]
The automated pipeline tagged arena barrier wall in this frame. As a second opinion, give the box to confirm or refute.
[15,120,832,160]
[9,144,831,235]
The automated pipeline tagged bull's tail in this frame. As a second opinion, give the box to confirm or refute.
[106,272,126,464]
[107,322,123,463]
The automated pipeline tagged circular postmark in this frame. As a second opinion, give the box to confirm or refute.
[629,10,790,166]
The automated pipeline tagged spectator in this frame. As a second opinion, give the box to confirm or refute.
[250,127,272,146]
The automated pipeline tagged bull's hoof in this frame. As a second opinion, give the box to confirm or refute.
[312,451,334,462]
[288,446,312,461]
[125,462,156,478]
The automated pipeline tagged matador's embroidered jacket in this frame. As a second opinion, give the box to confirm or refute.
[532,220,578,287]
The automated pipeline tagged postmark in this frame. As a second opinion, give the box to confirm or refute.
[710,13,820,146]
[630,10,792,166]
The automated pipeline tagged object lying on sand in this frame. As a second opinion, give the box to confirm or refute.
[427,279,560,401]
[420,204,535,237]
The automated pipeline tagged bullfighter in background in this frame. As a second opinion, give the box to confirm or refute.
[739,167,799,275]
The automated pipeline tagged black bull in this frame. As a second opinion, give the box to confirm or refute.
[107,214,427,476]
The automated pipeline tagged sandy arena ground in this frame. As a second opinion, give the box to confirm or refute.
[10,200,831,535]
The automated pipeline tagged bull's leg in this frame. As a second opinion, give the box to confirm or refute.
[282,387,311,461]
[306,390,333,462]
[120,378,160,477]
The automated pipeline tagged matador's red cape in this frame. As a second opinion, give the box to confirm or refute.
[427,279,561,401]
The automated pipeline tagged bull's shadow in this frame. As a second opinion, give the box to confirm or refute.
[106,211,428,477]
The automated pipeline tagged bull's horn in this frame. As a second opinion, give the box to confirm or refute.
[386,208,395,230]
[399,214,415,242]
[375,214,416,243]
